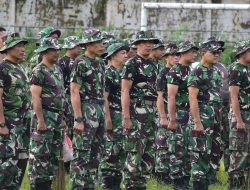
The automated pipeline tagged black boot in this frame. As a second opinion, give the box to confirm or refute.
[34,180,52,190]
[173,178,184,190]
[182,176,191,190]
[229,176,246,190]
[102,177,121,190]
[193,180,208,190]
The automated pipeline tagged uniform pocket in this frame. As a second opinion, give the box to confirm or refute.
[190,130,208,153]
[229,128,248,151]
[0,135,14,158]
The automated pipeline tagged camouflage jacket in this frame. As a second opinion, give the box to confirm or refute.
[229,62,250,110]
[157,66,171,103]
[105,65,122,110]
[188,62,222,105]
[70,55,105,103]
[121,55,160,101]
[167,63,190,108]
[30,63,65,112]
[0,59,31,113]
[58,55,75,95]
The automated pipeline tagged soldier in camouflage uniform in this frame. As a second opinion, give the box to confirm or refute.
[99,42,129,190]
[28,38,66,190]
[27,27,61,77]
[149,39,165,61]
[155,42,179,184]
[70,28,106,190]
[0,33,30,190]
[121,30,160,190]
[187,40,224,190]
[0,27,6,61]
[58,36,84,139]
[167,41,198,190]
[228,40,250,190]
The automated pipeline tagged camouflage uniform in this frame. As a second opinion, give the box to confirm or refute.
[28,38,65,189]
[70,29,106,190]
[187,42,223,188]
[0,33,30,190]
[121,31,160,189]
[228,40,250,189]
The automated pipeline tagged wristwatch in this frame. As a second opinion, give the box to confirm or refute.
[0,122,5,128]
[74,117,83,123]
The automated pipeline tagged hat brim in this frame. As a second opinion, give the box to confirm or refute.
[132,38,160,45]
[49,29,61,38]
[162,51,179,58]
[82,37,105,45]
[178,46,199,53]
[0,39,28,53]
[62,42,85,49]
[34,46,61,53]
[235,46,250,57]
[105,45,130,59]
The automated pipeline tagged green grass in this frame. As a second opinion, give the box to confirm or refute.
[21,161,229,190]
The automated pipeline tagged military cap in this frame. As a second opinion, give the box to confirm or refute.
[233,40,250,57]
[178,40,199,53]
[62,36,84,49]
[82,28,105,44]
[131,31,160,45]
[162,41,179,57]
[0,32,28,53]
[38,27,61,39]
[153,39,165,49]
[105,42,130,59]
[34,38,61,53]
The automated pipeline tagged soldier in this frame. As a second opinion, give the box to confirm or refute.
[58,36,84,139]
[188,40,224,190]
[0,27,6,61]
[228,40,250,190]
[167,41,198,189]
[99,42,129,190]
[27,27,61,77]
[0,32,30,190]
[70,28,106,190]
[149,39,165,61]
[28,38,66,190]
[155,42,179,184]
[121,30,160,190]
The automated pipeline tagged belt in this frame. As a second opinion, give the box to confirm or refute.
[132,99,156,107]
[82,99,104,105]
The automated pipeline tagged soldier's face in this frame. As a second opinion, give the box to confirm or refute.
[112,49,128,64]
[184,48,198,64]
[241,49,250,64]
[87,40,105,56]
[204,50,221,64]
[136,41,154,56]
[0,31,6,48]
[166,54,179,66]
[44,49,60,63]
[153,47,165,59]
[70,45,82,57]
[7,42,26,63]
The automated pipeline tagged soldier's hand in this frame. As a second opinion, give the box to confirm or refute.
[106,118,113,132]
[160,117,168,129]
[122,118,132,129]
[73,122,84,135]
[194,122,204,135]
[168,120,177,132]
[236,120,246,132]
[37,121,47,134]
[0,126,9,137]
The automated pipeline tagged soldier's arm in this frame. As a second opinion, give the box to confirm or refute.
[121,79,132,118]
[70,82,82,118]
[30,84,44,123]
[230,86,245,128]
[188,86,200,122]
[103,91,112,130]
[157,91,167,119]
[0,88,5,122]
[167,84,178,122]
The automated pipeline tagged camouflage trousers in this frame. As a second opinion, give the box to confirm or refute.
[122,104,157,189]
[228,110,250,179]
[0,110,30,190]
[64,93,74,139]
[190,104,222,183]
[99,109,125,189]
[70,102,105,190]
[168,108,191,180]
[28,110,64,185]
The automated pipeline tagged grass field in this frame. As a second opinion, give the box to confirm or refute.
[20,162,229,190]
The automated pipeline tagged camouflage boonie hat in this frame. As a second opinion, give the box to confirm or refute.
[105,42,129,59]
[62,36,84,49]
[131,31,160,45]
[38,27,61,39]
[200,36,225,52]
[153,39,165,49]
[233,40,250,57]
[34,38,61,53]
[202,36,225,47]
[82,28,105,44]
[0,32,28,53]
[162,41,179,57]
[178,40,199,53]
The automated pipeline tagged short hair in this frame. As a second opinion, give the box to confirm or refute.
[0,27,6,32]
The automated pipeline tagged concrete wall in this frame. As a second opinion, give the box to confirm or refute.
[0,0,249,42]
